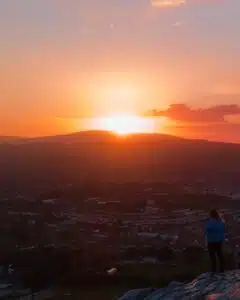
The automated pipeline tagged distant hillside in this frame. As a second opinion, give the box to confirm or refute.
[0,131,240,193]
[17,130,187,144]
[0,136,23,143]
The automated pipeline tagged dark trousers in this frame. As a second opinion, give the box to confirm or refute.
[208,242,224,273]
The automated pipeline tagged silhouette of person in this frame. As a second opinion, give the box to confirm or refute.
[205,210,225,273]
[235,245,240,269]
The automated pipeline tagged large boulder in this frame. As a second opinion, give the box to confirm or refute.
[118,270,240,299]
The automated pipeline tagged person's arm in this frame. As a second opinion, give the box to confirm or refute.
[204,235,208,248]
[204,223,208,248]
[222,221,225,243]
[204,220,211,248]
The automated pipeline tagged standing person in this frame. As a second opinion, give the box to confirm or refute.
[205,210,225,273]
[235,245,240,269]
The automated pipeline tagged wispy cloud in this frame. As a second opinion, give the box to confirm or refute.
[151,0,225,9]
[172,20,183,27]
[151,0,186,8]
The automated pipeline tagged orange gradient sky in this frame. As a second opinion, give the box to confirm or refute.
[1,0,240,142]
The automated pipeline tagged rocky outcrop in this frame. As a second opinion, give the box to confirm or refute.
[118,270,240,299]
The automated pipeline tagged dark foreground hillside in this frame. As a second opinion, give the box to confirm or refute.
[1,245,238,299]
[118,270,240,299]
[1,131,240,194]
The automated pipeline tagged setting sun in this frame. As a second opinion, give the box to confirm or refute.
[96,115,156,135]
[82,114,169,135]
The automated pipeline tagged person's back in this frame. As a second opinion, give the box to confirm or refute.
[205,218,224,243]
[205,210,225,273]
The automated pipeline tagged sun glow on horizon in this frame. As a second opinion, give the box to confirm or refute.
[94,115,156,135]
[78,80,169,135]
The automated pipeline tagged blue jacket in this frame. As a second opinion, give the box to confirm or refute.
[205,218,225,243]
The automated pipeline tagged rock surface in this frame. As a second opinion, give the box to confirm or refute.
[118,270,240,299]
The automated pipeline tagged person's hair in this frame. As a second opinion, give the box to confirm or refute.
[210,209,220,220]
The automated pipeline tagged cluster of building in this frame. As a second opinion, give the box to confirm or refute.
[0,182,239,297]
[1,184,239,255]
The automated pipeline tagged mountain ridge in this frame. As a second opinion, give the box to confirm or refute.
[0,131,188,145]
[1,130,240,146]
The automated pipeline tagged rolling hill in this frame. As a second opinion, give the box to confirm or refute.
[0,131,240,194]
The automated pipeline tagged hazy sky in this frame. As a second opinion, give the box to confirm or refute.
[1,0,240,140]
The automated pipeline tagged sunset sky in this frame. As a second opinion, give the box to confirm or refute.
[1,0,240,142]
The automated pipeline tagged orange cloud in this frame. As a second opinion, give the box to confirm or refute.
[145,103,240,143]
[146,104,240,123]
